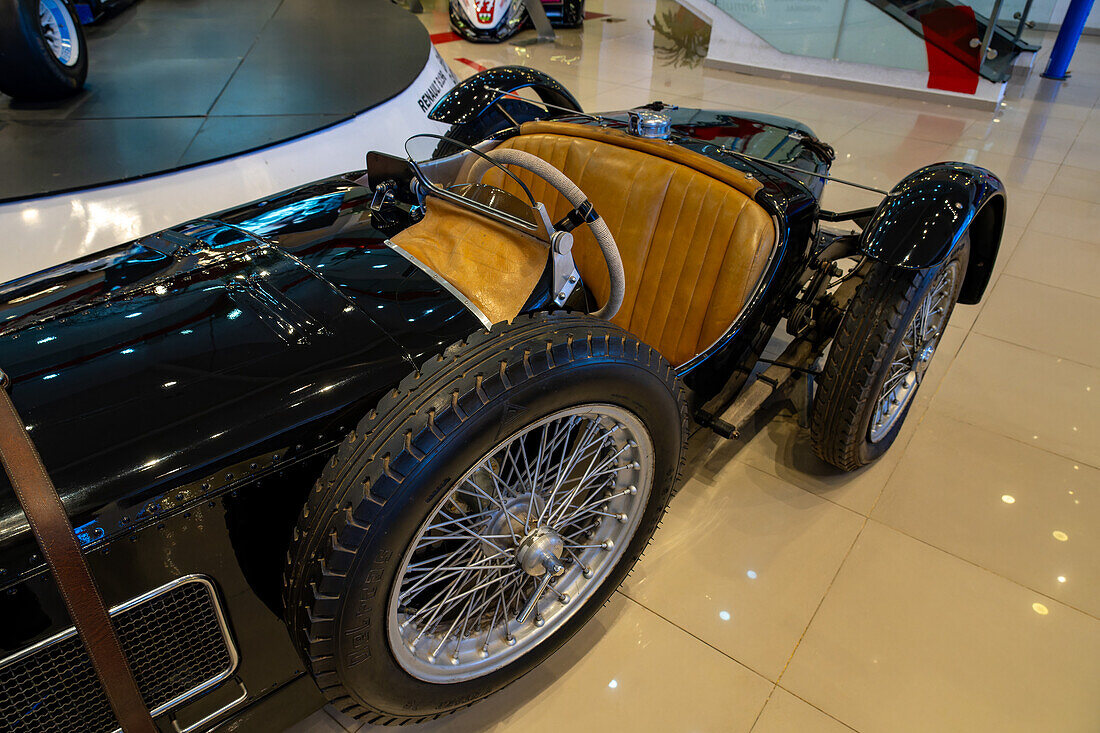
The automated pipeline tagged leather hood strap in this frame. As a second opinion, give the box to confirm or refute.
[0,372,157,733]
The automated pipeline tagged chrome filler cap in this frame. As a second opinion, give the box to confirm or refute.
[627,110,671,139]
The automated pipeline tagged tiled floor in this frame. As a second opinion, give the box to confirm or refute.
[280,2,1100,731]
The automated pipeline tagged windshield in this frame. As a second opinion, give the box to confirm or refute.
[405,134,541,233]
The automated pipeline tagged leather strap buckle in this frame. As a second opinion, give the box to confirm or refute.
[553,199,598,233]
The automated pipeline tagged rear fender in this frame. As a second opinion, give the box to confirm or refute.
[859,162,1006,304]
[428,65,581,126]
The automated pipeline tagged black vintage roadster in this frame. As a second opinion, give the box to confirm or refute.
[0,67,1004,730]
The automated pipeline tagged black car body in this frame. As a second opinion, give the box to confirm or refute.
[0,67,1004,731]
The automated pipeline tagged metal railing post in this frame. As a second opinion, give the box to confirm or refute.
[976,0,1006,71]
[1009,0,1036,47]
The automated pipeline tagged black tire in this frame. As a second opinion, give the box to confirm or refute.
[282,313,688,725]
[558,0,585,28]
[0,0,87,101]
[810,236,969,470]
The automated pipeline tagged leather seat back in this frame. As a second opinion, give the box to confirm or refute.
[478,122,776,366]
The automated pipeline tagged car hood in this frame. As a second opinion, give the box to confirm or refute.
[0,210,477,582]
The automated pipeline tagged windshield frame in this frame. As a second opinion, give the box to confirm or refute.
[405,134,548,241]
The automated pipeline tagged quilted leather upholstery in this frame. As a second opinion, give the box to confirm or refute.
[479,124,776,366]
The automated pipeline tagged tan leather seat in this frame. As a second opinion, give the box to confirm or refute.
[476,122,776,367]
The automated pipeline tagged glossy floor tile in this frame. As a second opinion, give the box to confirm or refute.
[621,461,864,681]
[1004,230,1100,298]
[286,709,346,733]
[874,411,1100,616]
[973,274,1100,368]
[1027,193,1100,242]
[734,324,965,517]
[751,688,856,733]
[1044,163,1100,202]
[780,523,1100,733]
[931,333,1100,467]
[734,403,913,517]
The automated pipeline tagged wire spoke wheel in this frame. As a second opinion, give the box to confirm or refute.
[388,404,653,683]
[868,260,960,443]
[284,314,685,723]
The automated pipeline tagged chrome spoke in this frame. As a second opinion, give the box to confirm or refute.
[421,508,497,534]
[400,543,490,602]
[553,487,632,527]
[544,442,631,527]
[538,421,612,525]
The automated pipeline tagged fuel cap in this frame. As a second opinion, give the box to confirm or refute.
[627,110,671,139]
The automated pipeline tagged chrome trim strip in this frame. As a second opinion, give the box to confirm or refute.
[0,574,240,727]
[170,680,248,733]
[675,214,786,374]
[384,238,494,329]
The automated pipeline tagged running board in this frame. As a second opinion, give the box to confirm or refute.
[696,337,824,440]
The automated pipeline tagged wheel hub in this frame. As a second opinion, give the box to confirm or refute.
[515,527,565,577]
[914,342,937,376]
[483,493,544,555]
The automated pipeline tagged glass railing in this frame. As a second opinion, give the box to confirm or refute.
[704,0,1040,82]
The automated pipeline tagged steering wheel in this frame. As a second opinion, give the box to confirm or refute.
[468,148,624,321]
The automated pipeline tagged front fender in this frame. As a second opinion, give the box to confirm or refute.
[428,65,581,126]
[859,162,1006,304]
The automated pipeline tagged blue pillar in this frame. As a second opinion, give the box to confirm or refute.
[1042,0,1096,79]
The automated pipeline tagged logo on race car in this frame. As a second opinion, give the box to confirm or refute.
[475,0,495,23]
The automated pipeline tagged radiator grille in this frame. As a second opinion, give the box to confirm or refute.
[0,576,236,733]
